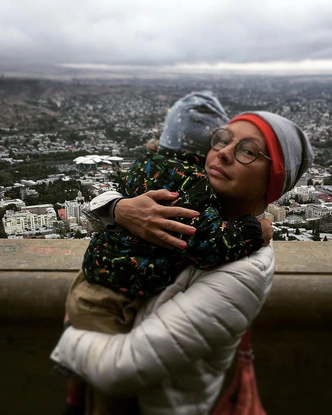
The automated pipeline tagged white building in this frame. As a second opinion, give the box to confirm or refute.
[264,211,274,222]
[281,185,316,203]
[3,210,57,235]
[64,191,88,224]
[305,204,332,219]
[267,204,287,222]
[22,204,56,216]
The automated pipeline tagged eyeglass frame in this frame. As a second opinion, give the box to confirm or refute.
[210,127,272,165]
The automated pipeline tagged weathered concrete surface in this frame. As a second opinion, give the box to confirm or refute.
[0,239,87,321]
[0,240,332,414]
[273,240,332,273]
[0,238,86,270]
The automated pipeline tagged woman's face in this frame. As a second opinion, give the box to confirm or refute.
[205,120,271,217]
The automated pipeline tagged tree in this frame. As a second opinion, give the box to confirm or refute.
[311,226,321,241]
[0,209,7,238]
[323,235,328,241]
[53,221,67,239]
[0,169,13,186]
[73,229,84,239]
[6,203,19,211]
[0,207,5,219]
[273,231,286,241]
[0,228,7,238]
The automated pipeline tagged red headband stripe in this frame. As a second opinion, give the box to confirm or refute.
[229,114,285,204]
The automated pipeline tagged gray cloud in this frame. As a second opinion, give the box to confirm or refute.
[1,0,332,69]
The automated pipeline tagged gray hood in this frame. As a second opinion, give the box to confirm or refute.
[159,91,229,156]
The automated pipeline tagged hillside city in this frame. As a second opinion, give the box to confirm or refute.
[0,74,331,241]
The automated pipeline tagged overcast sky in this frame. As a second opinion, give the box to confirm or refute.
[1,0,332,73]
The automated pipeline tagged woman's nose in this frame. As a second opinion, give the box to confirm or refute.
[216,142,236,163]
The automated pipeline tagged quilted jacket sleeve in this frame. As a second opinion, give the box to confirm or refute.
[51,245,274,396]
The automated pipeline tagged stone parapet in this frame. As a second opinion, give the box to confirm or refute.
[1,240,332,414]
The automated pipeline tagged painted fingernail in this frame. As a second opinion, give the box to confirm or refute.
[189,228,196,235]
[179,241,187,249]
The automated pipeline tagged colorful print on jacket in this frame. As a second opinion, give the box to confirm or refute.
[83,149,263,298]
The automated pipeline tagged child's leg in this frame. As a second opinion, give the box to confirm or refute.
[62,378,86,415]
[63,270,142,414]
[85,386,139,415]
[66,269,142,334]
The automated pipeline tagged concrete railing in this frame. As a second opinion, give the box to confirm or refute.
[1,240,332,414]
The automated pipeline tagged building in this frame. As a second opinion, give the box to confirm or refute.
[21,204,55,215]
[281,185,315,203]
[0,199,26,209]
[3,210,57,235]
[267,204,286,222]
[264,211,274,222]
[305,204,332,219]
[64,191,88,224]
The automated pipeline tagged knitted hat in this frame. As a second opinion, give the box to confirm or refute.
[159,91,229,156]
[229,111,314,205]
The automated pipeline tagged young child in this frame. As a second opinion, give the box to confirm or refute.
[60,91,270,414]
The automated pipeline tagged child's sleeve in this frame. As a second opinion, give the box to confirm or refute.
[185,208,264,268]
[174,174,264,268]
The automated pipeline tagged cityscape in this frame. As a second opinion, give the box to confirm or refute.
[0,73,331,241]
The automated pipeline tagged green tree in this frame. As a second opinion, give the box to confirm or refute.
[53,221,67,239]
[311,226,321,241]
[73,229,84,239]
[6,203,19,211]
[273,231,286,241]
[0,208,7,238]
[0,207,5,219]
[0,228,7,238]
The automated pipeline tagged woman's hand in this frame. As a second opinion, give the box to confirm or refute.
[63,312,69,325]
[258,218,274,246]
[114,190,199,249]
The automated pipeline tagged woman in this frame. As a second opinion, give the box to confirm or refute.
[52,110,313,415]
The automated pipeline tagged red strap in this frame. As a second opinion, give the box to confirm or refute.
[239,327,252,355]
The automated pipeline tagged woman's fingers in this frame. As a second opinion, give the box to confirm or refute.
[258,218,274,246]
[114,191,199,249]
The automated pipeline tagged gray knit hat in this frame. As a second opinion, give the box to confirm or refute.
[229,111,314,204]
[159,91,229,156]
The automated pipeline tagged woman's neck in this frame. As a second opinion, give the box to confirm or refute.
[218,197,265,219]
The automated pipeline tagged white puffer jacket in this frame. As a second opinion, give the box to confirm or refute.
[52,243,275,415]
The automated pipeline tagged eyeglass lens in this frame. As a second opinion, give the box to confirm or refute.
[211,129,260,164]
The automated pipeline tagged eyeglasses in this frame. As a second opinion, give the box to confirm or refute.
[210,127,272,165]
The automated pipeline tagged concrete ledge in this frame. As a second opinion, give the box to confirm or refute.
[1,240,331,325]
[1,240,332,414]
[0,239,87,322]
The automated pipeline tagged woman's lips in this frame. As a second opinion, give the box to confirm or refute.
[208,165,231,179]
